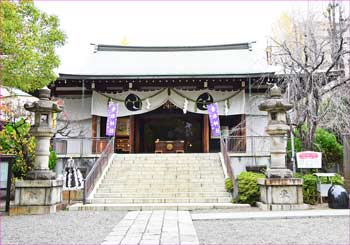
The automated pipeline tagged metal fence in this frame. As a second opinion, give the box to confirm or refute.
[223,136,271,154]
[53,137,110,156]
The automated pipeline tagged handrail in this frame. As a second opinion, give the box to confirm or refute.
[83,137,115,204]
[220,137,235,181]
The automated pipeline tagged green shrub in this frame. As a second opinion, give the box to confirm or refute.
[315,128,343,170]
[49,147,57,170]
[288,127,343,170]
[237,171,265,205]
[225,178,233,193]
[294,173,318,205]
[332,174,344,185]
[294,173,345,205]
[0,118,35,178]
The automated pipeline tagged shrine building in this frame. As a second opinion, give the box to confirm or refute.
[50,42,276,157]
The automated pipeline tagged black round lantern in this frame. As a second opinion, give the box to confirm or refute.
[125,94,142,111]
[196,93,213,110]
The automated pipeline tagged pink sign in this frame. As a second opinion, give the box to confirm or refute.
[296,151,322,168]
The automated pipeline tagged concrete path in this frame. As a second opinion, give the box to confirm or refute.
[191,209,350,221]
[101,210,199,245]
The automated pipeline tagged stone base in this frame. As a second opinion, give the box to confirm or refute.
[256,202,309,211]
[12,179,63,215]
[266,168,293,178]
[62,190,83,203]
[26,170,56,180]
[10,204,59,216]
[258,178,308,211]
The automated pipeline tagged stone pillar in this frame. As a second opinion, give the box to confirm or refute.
[257,85,308,211]
[11,87,64,215]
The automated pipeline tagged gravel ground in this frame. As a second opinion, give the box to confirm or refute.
[1,211,126,245]
[194,216,350,245]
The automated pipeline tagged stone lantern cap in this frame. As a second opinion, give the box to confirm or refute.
[24,87,63,113]
[258,84,293,112]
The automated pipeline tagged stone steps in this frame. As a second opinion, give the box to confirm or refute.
[88,153,232,207]
[101,179,224,184]
[97,187,227,193]
[110,161,220,164]
[98,183,225,188]
[91,197,232,204]
[103,176,224,181]
[69,203,250,211]
[94,192,229,198]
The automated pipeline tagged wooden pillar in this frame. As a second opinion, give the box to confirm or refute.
[135,117,140,153]
[203,114,209,153]
[92,115,97,153]
[129,115,135,153]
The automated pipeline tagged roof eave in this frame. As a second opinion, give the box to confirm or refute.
[58,72,276,80]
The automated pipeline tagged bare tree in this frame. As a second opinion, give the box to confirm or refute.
[270,1,350,150]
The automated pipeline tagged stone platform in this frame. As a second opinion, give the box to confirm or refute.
[10,179,63,216]
[257,178,309,211]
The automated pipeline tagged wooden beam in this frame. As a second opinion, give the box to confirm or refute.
[129,115,135,153]
[203,114,209,153]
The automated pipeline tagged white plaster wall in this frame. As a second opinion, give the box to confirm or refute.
[54,95,93,155]
[55,119,93,155]
[244,93,269,154]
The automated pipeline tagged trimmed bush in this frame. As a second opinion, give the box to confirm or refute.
[294,173,345,205]
[294,173,318,205]
[225,177,233,193]
[237,171,265,205]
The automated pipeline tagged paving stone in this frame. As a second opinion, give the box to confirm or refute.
[103,235,124,244]
[101,210,199,245]
[139,240,160,245]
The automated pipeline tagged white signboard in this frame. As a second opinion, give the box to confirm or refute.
[296,151,322,168]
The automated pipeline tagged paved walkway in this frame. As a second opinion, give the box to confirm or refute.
[191,209,350,220]
[101,210,199,245]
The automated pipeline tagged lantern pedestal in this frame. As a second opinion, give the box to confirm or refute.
[256,178,308,211]
[26,170,56,180]
[10,179,63,216]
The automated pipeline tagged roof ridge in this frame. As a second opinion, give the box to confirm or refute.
[92,42,255,52]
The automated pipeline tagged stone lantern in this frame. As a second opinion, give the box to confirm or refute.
[11,87,64,215]
[258,84,293,178]
[257,84,308,211]
[24,87,63,180]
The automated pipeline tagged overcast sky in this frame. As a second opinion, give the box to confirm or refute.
[35,1,348,73]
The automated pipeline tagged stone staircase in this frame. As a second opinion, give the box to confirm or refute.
[70,153,249,211]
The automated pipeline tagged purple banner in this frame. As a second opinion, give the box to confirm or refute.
[106,102,118,136]
[207,103,221,137]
